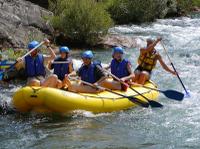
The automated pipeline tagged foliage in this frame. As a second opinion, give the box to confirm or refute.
[2,49,25,61]
[176,0,193,12]
[106,0,170,24]
[49,0,113,46]
[192,0,200,7]
[47,0,199,47]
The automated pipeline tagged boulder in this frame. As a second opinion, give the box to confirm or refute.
[0,0,53,48]
[24,0,49,9]
[192,6,200,12]
[98,34,138,48]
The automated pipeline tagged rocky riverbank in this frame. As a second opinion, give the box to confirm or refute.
[0,0,200,50]
[0,0,53,49]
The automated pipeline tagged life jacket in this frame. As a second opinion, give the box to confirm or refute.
[138,50,157,71]
[111,59,130,78]
[78,63,97,84]
[52,56,69,80]
[25,54,45,77]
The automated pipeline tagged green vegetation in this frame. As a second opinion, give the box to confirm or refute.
[193,0,200,7]
[49,0,200,46]
[106,0,169,24]
[49,0,113,46]
[177,0,193,12]
[2,49,25,61]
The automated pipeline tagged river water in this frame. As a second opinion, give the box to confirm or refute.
[1,16,200,149]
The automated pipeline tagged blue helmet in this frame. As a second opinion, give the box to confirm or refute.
[113,47,124,54]
[28,41,39,50]
[59,46,70,53]
[82,50,94,59]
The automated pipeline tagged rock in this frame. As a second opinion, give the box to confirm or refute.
[98,34,138,48]
[165,0,179,17]
[24,0,49,9]
[192,6,200,12]
[0,0,53,48]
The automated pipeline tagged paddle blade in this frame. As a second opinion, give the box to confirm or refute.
[128,96,149,108]
[184,90,191,98]
[148,100,163,108]
[163,90,184,101]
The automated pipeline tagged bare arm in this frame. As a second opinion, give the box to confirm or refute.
[45,46,56,62]
[48,61,53,70]
[43,39,56,62]
[68,62,74,73]
[15,58,25,70]
[127,62,132,74]
[104,64,111,70]
[158,54,176,75]
[95,76,107,85]
[140,38,162,54]
[68,71,77,78]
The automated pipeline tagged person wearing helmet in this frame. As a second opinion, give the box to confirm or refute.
[133,37,177,85]
[63,50,107,93]
[48,46,74,88]
[105,46,132,91]
[15,39,57,87]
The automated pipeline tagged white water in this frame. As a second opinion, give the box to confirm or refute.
[1,16,200,149]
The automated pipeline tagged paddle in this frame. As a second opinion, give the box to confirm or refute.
[132,82,184,101]
[0,41,44,80]
[102,68,163,108]
[161,42,190,98]
[70,77,150,108]
[52,58,72,64]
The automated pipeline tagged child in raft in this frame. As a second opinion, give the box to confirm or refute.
[62,50,128,93]
[48,46,74,89]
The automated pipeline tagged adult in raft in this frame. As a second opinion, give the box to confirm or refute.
[106,46,132,90]
[16,39,58,87]
[133,37,177,85]
[48,46,74,88]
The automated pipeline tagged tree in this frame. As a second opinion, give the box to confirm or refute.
[49,0,113,46]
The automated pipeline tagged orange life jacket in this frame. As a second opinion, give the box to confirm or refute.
[137,50,157,71]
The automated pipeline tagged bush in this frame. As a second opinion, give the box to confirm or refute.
[193,0,200,7]
[176,0,193,12]
[49,0,113,46]
[107,0,170,24]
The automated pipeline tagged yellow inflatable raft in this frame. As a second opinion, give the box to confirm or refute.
[12,81,159,114]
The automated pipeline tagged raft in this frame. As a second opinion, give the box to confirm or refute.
[12,81,159,114]
[0,60,15,69]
